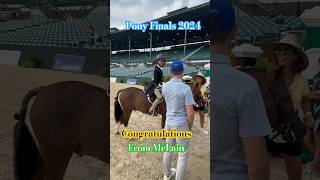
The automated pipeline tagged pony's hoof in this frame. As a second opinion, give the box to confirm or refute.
[115,131,120,135]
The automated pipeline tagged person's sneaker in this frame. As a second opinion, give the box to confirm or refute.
[303,163,313,175]
[201,128,208,134]
[163,168,176,180]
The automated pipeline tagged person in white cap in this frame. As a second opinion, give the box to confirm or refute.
[192,72,209,134]
[264,33,314,180]
[182,74,192,85]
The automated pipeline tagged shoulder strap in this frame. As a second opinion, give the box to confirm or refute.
[268,76,306,141]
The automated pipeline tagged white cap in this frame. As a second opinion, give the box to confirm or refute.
[182,75,192,81]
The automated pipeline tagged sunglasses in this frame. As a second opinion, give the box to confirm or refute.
[274,47,292,55]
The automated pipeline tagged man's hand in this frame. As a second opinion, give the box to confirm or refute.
[186,105,194,130]
[242,136,270,180]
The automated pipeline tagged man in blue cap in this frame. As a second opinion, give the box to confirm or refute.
[210,1,271,180]
[162,60,195,180]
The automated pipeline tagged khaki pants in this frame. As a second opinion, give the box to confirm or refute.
[149,88,163,112]
[154,88,163,99]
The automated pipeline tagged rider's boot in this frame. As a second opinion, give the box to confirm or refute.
[148,98,160,116]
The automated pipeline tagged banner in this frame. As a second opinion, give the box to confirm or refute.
[52,54,85,73]
[110,77,117,83]
[0,50,21,65]
[126,78,137,85]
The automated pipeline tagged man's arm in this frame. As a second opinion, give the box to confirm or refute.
[186,105,194,131]
[308,90,320,101]
[185,86,195,131]
[301,76,314,128]
[242,137,270,180]
[301,96,315,129]
[309,95,320,101]
[238,81,271,180]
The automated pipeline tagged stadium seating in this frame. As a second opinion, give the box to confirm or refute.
[111,13,303,64]
[0,12,107,48]
[111,44,210,64]
[187,44,210,60]
[110,64,199,78]
[49,0,96,6]
[236,15,303,44]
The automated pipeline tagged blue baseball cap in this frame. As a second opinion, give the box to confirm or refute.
[210,0,236,33]
[171,60,184,73]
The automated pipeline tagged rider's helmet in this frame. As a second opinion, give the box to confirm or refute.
[155,54,166,67]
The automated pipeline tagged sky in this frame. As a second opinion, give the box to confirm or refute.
[110,0,209,29]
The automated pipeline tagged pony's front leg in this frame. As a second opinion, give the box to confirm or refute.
[115,121,121,135]
[161,116,165,129]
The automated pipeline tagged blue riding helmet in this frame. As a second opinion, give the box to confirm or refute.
[171,60,184,73]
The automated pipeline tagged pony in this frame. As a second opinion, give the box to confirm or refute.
[14,81,109,180]
[113,78,205,134]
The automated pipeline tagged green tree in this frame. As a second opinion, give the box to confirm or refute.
[255,58,271,72]
[22,57,41,68]
[163,75,172,83]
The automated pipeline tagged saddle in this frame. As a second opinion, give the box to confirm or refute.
[143,88,162,115]
[146,93,156,103]
[144,81,157,103]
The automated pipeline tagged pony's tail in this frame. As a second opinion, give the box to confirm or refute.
[14,87,42,122]
[14,87,43,180]
[114,90,123,123]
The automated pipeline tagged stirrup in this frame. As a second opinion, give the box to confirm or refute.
[148,110,158,117]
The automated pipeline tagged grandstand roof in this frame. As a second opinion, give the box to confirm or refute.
[110,2,210,51]
[233,0,320,16]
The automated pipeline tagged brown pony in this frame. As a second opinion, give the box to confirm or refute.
[114,87,166,134]
[13,81,109,180]
[113,81,204,134]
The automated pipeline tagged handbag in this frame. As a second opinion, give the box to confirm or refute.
[267,75,306,143]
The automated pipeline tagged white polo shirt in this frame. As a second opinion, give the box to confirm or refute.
[162,77,195,128]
